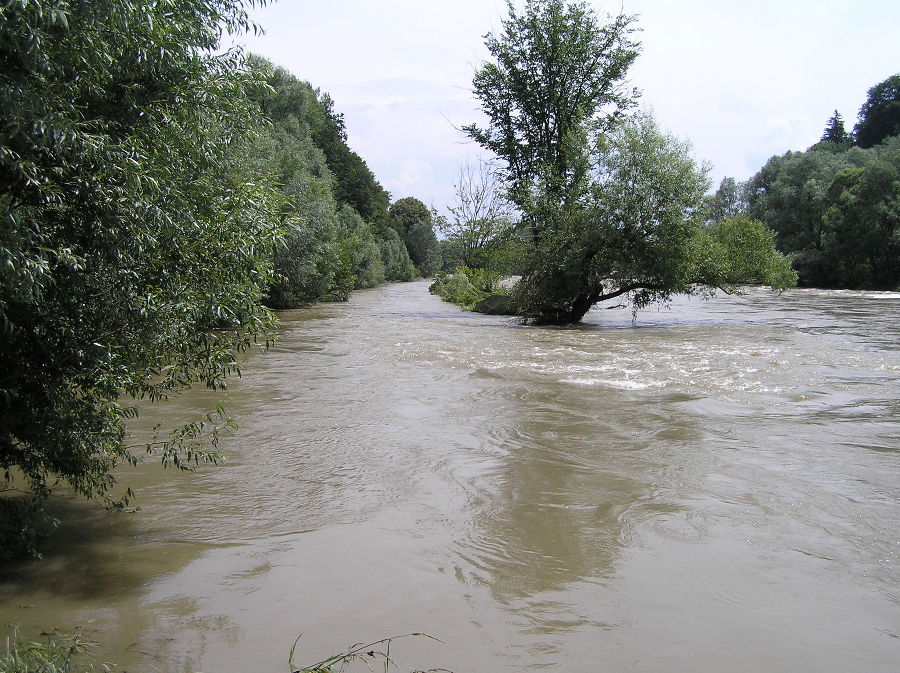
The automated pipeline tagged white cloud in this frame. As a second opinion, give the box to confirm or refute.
[236,0,900,211]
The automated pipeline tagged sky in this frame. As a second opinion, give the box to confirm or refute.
[232,0,900,215]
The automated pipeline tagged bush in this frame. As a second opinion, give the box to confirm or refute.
[1,627,98,673]
[429,266,505,310]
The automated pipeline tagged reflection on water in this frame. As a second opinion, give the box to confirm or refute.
[1,282,898,672]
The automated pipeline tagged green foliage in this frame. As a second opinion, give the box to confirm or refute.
[821,110,851,145]
[309,95,391,229]
[379,228,416,282]
[1,628,446,673]
[692,215,798,292]
[266,213,338,308]
[1,627,100,673]
[245,57,404,306]
[388,197,440,276]
[0,496,58,560]
[336,205,385,290]
[440,232,528,278]
[510,112,795,323]
[746,136,899,289]
[464,0,798,324]
[465,1,789,323]
[389,197,431,235]
[506,109,790,324]
[429,272,482,309]
[464,0,638,236]
[439,159,517,273]
[854,74,900,149]
[290,632,445,673]
[706,177,745,223]
[0,0,285,556]
[429,266,504,310]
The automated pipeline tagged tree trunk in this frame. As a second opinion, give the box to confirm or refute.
[565,293,597,323]
[525,292,597,325]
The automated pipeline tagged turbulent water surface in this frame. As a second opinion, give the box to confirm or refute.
[1,281,898,672]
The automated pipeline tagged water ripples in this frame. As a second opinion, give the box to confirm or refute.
[5,281,897,673]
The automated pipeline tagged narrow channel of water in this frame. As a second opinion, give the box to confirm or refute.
[1,281,898,672]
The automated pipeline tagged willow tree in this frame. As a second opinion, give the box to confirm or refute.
[466,0,794,324]
[513,112,796,323]
[1,0,282,557]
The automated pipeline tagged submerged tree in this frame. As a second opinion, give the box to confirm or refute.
[466,0,793,324]
[0,0,283,557]
[514,112,795,323]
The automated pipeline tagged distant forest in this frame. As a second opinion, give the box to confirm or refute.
[711,74,900,290]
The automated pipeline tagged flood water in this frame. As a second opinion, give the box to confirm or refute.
[1,281,898,672]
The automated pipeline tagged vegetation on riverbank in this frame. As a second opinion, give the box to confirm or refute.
[0,627,447,673]
[1,627,100,673]
[0,0,440,558]
[742,80,900,290]
[704,75,900,291]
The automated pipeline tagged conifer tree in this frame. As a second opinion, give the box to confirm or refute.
[821,110,850,144]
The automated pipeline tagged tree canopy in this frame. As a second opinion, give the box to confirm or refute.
[0,0,287,556]
[438,159,517,271]
[244,56,412,306]
[821,110,850,144]
[854,74,900,149]
[310,94,391,230]
[718,73,900,291]
[465,0,639,245]
[746,136,899,289]
[388,197,441,276]
[707,177,744,223]
[0,1,420,558]
[465,0,793,324]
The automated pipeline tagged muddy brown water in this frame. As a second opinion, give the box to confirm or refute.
[1,281,898,672]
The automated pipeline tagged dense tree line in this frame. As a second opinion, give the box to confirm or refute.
[245,56,421,306]
[0,0,435,557]
[720,74,899,290]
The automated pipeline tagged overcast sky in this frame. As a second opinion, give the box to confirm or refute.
[234,0,900,215]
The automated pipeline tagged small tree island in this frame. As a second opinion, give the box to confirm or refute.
[457,0,795,325]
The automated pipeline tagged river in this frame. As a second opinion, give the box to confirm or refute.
[1,280,898,672]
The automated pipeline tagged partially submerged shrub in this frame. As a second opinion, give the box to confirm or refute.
[429,267,506,310]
